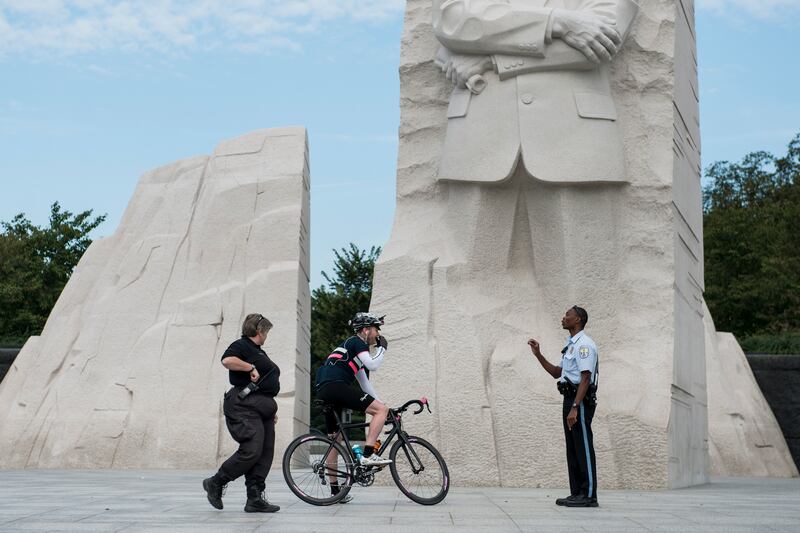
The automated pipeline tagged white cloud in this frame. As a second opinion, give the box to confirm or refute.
[697,0,800,19]
[0,0,405,58]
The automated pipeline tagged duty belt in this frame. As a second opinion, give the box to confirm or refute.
[557,380,598,404]
[557,380,578,395]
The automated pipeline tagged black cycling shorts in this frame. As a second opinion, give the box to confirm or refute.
[317,381,375,433]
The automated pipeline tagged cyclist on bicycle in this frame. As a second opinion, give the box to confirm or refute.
[316,312,392,479]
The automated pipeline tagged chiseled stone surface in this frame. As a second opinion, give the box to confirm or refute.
[371,0,707,489]
[0,127,311,469]
[705,305,798,477]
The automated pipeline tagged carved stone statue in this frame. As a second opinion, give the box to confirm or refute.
[371,0,795,490]
[433,0,639,184]
[370,0,720,490]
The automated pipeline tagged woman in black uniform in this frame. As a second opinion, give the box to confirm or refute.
[202,313,281,513]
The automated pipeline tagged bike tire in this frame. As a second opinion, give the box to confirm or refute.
[389,435,450,505]
[282,433,353,506]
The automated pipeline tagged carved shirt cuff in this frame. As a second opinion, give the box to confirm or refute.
[545,10,555,44]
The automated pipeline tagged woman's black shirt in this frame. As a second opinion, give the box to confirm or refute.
[221,336,281,396]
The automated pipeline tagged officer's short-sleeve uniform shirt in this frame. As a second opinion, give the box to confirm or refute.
[221,336,281,396]
[315,335,370,387]
[559,330,598,386]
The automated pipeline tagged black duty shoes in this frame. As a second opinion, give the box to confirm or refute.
[563,495,599,508]
[555,494,579,506]
[202,477,225,510]
[244,488,280,513]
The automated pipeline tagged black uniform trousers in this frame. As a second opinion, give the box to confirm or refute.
[563,394,597,499]
[217,388,278,490]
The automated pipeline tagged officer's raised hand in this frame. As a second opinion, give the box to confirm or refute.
[528,338,542,357]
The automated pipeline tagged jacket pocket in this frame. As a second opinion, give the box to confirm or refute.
[574,91,617,121]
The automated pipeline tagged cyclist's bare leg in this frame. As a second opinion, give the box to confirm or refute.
[364,400,389,447]
[326,433,342,484]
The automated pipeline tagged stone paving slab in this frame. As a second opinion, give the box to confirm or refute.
[0,471,797,532]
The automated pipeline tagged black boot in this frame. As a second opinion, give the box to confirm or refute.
[244,486,280,513]
[555,494,579,506]
[564,495,599,507]
[202,476,226,510]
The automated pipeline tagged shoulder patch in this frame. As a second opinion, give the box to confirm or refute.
[579,346,590,359]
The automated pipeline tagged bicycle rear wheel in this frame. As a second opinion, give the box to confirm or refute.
[389,435,449,505]
[282,434,353,505]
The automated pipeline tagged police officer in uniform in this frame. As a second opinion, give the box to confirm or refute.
[203,313,281,513]
[529,306,599,508]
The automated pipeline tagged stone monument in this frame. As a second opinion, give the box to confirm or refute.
[371,0,708,489]
[704,304,798,477]
[0,127,311,468]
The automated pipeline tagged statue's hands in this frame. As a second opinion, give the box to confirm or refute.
[441,53,493,88]
[551,9,621,64]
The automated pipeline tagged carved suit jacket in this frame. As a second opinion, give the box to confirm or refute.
[433,0,639,183]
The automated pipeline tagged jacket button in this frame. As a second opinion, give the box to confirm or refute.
[521,93,534,104]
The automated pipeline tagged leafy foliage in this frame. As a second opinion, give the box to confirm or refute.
[703,133,800,339]
[0,202,106,345]
[309,243,381,431]
[738,332,800,355]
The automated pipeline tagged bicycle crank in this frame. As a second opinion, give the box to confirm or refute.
[354,466,375,487]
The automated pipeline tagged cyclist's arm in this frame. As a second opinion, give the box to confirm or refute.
[355,369,382,403]
[355,346,386,371]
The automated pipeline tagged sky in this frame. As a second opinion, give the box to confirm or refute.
[1,0,799,290]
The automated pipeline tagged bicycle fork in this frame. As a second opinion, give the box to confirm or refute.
[398,433,425,474]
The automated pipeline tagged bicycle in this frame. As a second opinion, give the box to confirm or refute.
[282,397,449,506]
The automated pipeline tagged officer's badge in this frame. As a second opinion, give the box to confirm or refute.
[579,347,590,359]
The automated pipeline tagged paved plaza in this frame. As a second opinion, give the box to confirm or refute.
[0,471,798,532]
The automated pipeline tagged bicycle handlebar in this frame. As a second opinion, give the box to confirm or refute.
[393,396,432,415]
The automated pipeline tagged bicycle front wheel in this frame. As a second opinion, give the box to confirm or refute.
[389,435,450,505]
[282,434,353,505]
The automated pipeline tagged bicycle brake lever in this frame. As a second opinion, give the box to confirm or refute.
[420,396,432,413]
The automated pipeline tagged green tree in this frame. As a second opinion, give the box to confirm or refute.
[309,243,381,431]
[0,202,106,345]
[703,133,800,341]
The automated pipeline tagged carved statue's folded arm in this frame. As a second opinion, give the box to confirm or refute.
[434,0,640,79]
[494,41,595,79]
[433,0,552,58]
[494,0,640,79]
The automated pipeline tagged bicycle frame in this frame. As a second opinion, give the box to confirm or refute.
[319,400,428,482]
